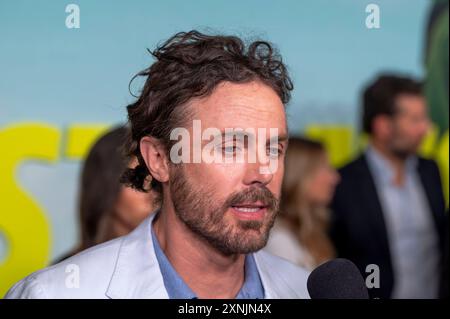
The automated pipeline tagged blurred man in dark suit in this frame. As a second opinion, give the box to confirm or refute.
[330,74,447,299]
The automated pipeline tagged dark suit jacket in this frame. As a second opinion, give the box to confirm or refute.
[330,154,447,299]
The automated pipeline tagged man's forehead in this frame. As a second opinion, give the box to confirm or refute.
[192,112,287,137]
[395,94,426,109]
[184,81,287,137]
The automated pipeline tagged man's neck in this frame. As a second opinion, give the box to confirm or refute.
[153,200,246,298]
[370,141,408,186]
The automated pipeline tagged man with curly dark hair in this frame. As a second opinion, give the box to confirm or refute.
[5,30,310,299]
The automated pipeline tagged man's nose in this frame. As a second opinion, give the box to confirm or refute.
[242,162,274,186]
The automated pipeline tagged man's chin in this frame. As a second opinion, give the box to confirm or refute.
[222,236,268,255]
[391,148,416,159]
[211,221,271,255]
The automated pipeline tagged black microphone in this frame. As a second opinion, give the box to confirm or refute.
[307,258,369,299]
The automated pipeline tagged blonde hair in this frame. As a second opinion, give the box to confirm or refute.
[279,137,335,266]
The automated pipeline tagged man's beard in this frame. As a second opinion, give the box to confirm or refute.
[390,148,412,160]
[389,140,417,160]
[169,166,279,256]
[388,128,421,160]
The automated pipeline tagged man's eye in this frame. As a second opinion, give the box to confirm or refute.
[267,147,282,157]
[223,145,240,154]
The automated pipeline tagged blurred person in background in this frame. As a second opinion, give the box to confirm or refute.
[265,137,339,270]
[330,74,447,299]
[54,126,160,263]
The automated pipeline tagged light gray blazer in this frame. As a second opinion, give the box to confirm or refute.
[5,214,310,299]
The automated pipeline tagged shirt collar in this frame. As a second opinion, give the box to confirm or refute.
[151,218,264,299]
[236,252,265,299]
[366,145,418,186]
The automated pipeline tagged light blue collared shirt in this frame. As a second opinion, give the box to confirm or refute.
[366,146,440,299]
[151,221,265,299]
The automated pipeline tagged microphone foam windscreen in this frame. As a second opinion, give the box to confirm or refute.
[307,258,369,299]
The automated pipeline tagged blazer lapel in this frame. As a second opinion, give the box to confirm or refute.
[358,155,391,257]
[105,213,169,299]
[253,251,308,299]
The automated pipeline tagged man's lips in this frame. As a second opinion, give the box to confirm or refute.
[231,201,267,208]
[230,202,268,220]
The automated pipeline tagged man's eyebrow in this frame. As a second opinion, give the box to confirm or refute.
[206,130,288,144]
[201,130,254,145]
[269,134,288,144]
[214,130,256,140]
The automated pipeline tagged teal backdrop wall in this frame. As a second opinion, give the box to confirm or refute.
[1,0,442,297]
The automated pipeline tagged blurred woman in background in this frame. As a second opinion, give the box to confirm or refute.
[54,126,160,263]
[265,136,340,270]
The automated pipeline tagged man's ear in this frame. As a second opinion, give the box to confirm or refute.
[140,136,170,183]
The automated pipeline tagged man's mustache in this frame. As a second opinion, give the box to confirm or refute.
[224,186,279,211]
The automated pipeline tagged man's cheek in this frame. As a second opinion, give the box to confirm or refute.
[213,162,246,182]
[197,164,239,198]
[272,165,284,197]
